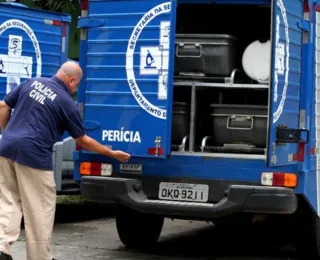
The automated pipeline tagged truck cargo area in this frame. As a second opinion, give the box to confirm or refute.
[171,3,271,159]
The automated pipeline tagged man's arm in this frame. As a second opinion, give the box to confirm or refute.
[0,80,27,133]
[75,135,130,162]
[64,107,130,162]
[0,101,11,133]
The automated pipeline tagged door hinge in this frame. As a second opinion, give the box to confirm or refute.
[297,19,311,32]
[276,125,309,144]
[78,18,105,29]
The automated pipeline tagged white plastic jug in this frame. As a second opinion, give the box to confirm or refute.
[242,40,271,83]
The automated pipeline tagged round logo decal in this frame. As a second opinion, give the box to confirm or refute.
[126,2,171,120]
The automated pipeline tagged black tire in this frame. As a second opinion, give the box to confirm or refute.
[116,207,164,249]
[293,197,320,259]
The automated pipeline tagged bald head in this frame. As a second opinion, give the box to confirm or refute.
[58,61,82,79]
[56,61,83,94]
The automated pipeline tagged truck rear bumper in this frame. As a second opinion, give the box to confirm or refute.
[80,176,298,218]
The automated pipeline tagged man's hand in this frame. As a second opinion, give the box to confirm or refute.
[112,150,131,162]
[75,135,131,162]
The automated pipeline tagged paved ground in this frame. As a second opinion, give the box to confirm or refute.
[9,204,299,260]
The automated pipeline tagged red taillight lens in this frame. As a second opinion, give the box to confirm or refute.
[148,147,164,155]
[272,173,286,186]
[81,0,88,10]
[90,162,103,176]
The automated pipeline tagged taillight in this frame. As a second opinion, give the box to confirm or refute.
[80,162,113,176]
[81,0,88,11]
[297,142,305,162]
[148,147,164,156]
[44,19,62,26]
[81,0,88,17]
[261,172,297,188]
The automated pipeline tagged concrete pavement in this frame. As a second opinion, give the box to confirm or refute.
[9,204,298,260]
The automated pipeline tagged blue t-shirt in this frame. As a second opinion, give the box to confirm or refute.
[0,76,85,170]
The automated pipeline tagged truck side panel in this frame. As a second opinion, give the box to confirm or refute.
[0,3,71,101]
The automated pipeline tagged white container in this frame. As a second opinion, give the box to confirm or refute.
[242,40,271,83]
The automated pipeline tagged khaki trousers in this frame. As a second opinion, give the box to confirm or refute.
[0,157,56,260]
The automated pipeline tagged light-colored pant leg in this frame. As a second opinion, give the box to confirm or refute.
[14,162,56,260]
[0,156,23,255]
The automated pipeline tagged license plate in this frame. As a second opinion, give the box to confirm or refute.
[158,182,209,202]
[119,164,142,174]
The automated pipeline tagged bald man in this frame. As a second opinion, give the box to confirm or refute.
[0,61,130,260]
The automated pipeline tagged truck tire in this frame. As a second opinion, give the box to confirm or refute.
[116,207,164,249]
[293,197,320,259]
[294,212,320,258]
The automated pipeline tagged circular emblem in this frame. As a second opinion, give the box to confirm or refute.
[273,0,290,123]
[0,19,42,93]
[126,2,171,120]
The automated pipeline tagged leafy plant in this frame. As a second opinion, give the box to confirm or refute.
[42,0,79,11]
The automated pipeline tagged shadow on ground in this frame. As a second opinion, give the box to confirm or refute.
[117,220,298,260]
[54,203,116,223]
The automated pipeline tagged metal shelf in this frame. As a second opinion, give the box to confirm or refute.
[172,69,269,153]
[174,81,269,89]
[173,81,269,152]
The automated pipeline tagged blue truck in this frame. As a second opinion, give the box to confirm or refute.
[0,2,80,194]
[74,0,320,256]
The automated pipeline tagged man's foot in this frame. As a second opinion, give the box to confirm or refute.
[0,252,12,260]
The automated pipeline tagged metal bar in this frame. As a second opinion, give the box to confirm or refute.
[52,141,63,192]
[189,84,196,152]
[171,151,266,160]
[174,82,269,89]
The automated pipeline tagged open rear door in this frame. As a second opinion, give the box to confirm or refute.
[78,0,177,158]
[267,0,306,167]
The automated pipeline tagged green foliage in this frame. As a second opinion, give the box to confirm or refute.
[43,0,78,12]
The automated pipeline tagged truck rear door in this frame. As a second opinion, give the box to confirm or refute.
[78,0,176,158]
[267,0,306,167]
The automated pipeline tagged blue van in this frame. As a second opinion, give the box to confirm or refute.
[75,0,320,256]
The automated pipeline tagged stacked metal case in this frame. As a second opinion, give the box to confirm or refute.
[172,33,268,154]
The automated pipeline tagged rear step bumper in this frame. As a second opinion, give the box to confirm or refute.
[80,177,297,218]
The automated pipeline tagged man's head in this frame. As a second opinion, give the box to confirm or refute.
[55,61,83,94]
